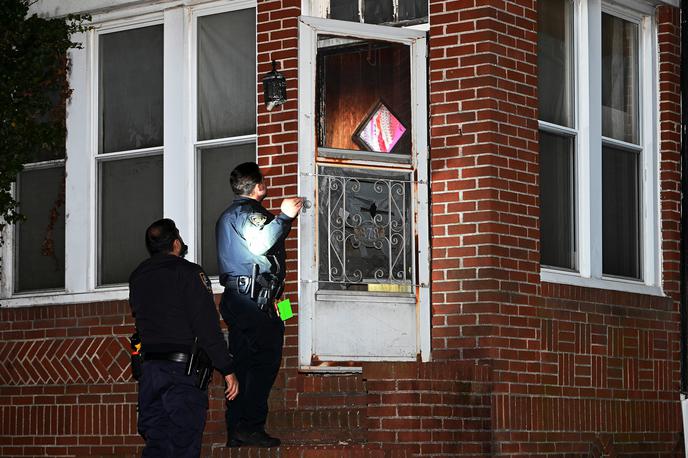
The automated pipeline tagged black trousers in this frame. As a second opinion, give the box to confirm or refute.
[220,289,284,436]
[137,360,208,458]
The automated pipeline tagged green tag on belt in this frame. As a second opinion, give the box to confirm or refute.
[277,298,293,321]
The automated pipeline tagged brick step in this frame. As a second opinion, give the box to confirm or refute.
[268,408,366,445]
[204,408,367,447]
[296,391,368,409]
[207,443,412,458]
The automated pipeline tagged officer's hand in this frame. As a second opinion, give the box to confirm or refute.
[281,197,303,218]
[224,373,239,401]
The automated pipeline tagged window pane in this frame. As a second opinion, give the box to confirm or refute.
[602,13,639,144]
[99,26,163,153]
[317,38,411,156]
[330,0,359,22]
[539,131,575,270]
[602,145,640,279]
[398,0,428,22]
[363,0,394,24]
[15,166,65,292]
[197,9,256,140]
[537,0,573,127]
[199,143,256,276]
[100,155,163,285]
[317,166,413,293]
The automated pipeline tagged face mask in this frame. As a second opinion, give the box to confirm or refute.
[179,239,189,258]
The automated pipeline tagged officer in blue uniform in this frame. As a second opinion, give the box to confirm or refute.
[129,218,239,458]
[216,162,302,448]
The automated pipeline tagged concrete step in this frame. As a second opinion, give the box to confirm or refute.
[207,443,412,458]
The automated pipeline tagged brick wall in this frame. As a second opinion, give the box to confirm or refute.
[0,301,142,457]
[428,0,540,363]
[0,0,683,457]
[363,362,492,457]
[428,0,684,455]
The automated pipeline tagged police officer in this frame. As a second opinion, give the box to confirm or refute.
[129,218,239,458]
[216,162,302,448]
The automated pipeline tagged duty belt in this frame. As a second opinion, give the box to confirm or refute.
[144,352,190,363]
[224,274,282,318]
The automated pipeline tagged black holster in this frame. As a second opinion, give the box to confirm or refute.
[254,273,283,318]
[129,330,143,381]
[186,339,213,390]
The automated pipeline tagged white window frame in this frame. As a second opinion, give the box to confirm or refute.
[190,1,258,273]
[0,0,257,307]
[4,158,67,296]
[539,0,662,296]
[94,15,165,289]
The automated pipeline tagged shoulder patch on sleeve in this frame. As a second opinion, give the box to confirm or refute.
[248,213,268,228]
[199,271,212,293]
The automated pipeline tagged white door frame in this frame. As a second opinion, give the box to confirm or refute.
[297,16,430,370]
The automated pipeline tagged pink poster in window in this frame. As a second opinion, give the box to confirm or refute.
[355,102,406,153]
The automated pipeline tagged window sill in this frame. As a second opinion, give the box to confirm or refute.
[1,277,228,308]
[0,287,129,308]
[540,268,664,297]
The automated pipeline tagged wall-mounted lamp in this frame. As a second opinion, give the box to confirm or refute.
[262,60,287,111]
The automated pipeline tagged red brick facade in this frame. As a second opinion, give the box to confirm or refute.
[0,0,683,456]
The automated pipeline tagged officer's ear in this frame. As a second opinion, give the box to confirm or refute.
[253,181,267,200]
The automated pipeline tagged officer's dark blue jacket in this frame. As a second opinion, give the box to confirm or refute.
[216,196,293,282]
[129,254,235,375]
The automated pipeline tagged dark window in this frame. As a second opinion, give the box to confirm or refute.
[539,132,575,269]
[15,166,66,292]
[197,9,256,140]
[99,25,163,153]
[602,145,640,279]
[99,155,163,285]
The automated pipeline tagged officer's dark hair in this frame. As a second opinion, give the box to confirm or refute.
[230,162,263,196]
[145,218,180,255]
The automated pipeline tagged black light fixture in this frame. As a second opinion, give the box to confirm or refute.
[262,60,287,111]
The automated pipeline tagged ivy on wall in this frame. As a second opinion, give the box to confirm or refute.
[0,0,86,246]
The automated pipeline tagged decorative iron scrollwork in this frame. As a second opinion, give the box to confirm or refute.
[318,168,412,287]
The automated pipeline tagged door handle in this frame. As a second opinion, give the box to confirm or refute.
[299,197,312,212]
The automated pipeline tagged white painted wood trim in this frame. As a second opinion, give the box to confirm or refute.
[588,0,604,280]
[163,6,195,258]
[540,268,664,297]
[297,17,318,368]
[640,13,661,290]
[0,197,14,298]
[576,0,593,279]
[88,28,100,290]
[413,34,431,363]
[65,31,93,294]
[299,16,425,42]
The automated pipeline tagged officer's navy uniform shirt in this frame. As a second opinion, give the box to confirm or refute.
[216,196,293,282]
[129,254,234,375]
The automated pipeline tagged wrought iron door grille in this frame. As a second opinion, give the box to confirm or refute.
[317,167,414,291]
